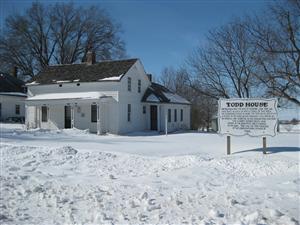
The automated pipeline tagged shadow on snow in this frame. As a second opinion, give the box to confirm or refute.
[234,147,300,154]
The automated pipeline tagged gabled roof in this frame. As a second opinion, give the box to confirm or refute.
[29,58,138,85]
[0,72,26,94]
[142,82,190,105]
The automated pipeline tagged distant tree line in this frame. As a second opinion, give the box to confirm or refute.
[0,2,126,77]
[160,0,300,130]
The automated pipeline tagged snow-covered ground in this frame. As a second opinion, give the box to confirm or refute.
[0,123,299,225]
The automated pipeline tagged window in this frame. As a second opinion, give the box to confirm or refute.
[168,109,171,123]
[143,105,146,114]
[76,83,80,86]
[41,106,48,122]
[91,105,97,123]
[15,105,20,115]
[128,77,132,91]
[128,104,131,122]
[180,109,183,121]
[174,109,177,122]
[138,80,141,93]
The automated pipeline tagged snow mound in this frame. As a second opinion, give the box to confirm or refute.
[1,124,299,225]
[1,143,299,224]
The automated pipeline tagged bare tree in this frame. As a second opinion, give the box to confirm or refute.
[0,3,52,76]
[160,66,191,97]
[245,0,300,105]
[160,66,217,131]
[50,3,83,65]
[187,20,262,99]
[0,2,126,77]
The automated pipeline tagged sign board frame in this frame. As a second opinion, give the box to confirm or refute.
[218,98,278,137]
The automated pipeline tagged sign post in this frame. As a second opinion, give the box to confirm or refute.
[227,136,231,155]
[218,98,278,155]
[263,137,267,154]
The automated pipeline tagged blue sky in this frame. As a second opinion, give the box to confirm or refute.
[0,0,268,78]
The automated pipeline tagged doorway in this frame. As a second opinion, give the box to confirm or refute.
[64,105,71,129]
[150,105,158,130]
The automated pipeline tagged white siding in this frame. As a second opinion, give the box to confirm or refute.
[117,60,151,134]
[26,99,120,133]
[0,95,25,121]
[160,104,191,133]
[41,105,64,129]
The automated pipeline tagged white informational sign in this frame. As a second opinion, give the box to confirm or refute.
[218,98,278,137]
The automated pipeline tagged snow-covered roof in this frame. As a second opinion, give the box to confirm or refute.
[26,81,40,86]
[99,74,123,81]
[28,58,137,85]
[56,80,71,83]
[163,92,190,104]
[142,83,190,105]
[26,92,105,101]
[0,92,27,97]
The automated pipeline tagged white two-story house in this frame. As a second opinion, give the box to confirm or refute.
[25,54,191,134]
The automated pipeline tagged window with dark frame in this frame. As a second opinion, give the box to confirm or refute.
[143,105,146,114]
[174,109,177,122]
[128,77,132,91]
[15,105,20,115]
[138,79,141,93]
[41,106,48,122]
[180,109,183,121]
[91,105,97,123]
[128,104,131,122]
[168,109,171,122]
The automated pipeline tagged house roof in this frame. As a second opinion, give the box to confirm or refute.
[142,82,190,105]
[0,72,26,94]
[29,58,138,85]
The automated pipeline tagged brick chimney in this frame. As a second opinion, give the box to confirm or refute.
[147,73,152,82]
[11,66,18,78]
[86,50,96,65]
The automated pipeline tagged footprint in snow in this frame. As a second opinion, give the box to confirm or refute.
[147,204,161,211]
[130,199,140,208]
[109,174,117,179]
[148,199,156,205]
[23,160,36,167]
[268,209,284,218]
[141,192,148,200]
[176,200,183,206]
[139,214,148,222]
[208,209,224,218]
[8,166,20,171]
[20,175,29,180]
[0,214,11,222]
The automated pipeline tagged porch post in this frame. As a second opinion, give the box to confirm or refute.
[97,103,101,135]
[165,107,168,136]
[71,104,75,128]
[34,106,37,128]
[157,105,161,132]
[48,104,50,120]
[25,105,29,130]
[36,106,41,129]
